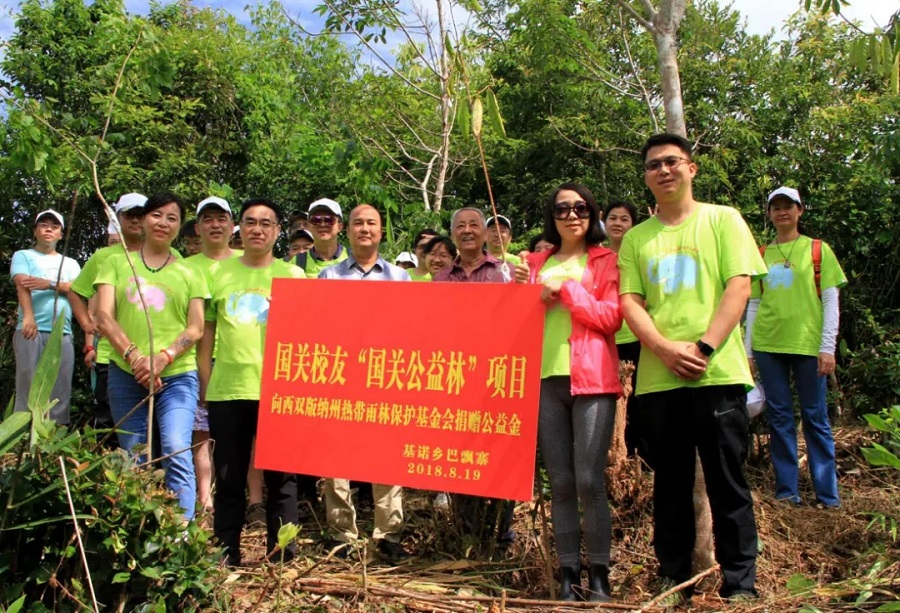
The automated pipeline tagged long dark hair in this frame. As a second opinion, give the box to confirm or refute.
[543,182,606,247]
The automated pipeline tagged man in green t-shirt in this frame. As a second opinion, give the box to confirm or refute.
[618,133,766,603]
[70,193,148,429]
[198,197,306,566]
[292,198,349,276]
[186,196,243,514]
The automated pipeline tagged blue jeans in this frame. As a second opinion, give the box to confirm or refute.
[753,351,839,507]
[108,364,199,519]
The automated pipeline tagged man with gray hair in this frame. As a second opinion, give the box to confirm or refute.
[432,207,513,282]
[432,206,515,551]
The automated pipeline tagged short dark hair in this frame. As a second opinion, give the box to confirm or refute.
[289,210,308,223]
[640,133,693,163]
[177,219,198,240]
[144,192,186,221]
[422,235,457,259]
[412,228,438,249]
[240,198,282,223]
[602,200,639,225]
[527,234,546,252]
[542,183,606,247]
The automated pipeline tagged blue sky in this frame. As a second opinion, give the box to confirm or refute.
[1,0,897,70]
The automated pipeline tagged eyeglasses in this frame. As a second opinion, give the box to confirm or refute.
[36,221,61,230]
[428,250,453,260]
[643,156,691,172]
[240,218,277,230]
[309,215,338,227]
[552,201,592,220]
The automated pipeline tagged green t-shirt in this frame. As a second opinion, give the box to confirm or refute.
[298,244,348,277]
[618,203,767,395]
[751,236,846,357]
[205,258,307,401]
[615,320,639,345]
[72,245,182,365]
[409,270,431,282]
[187,251,243,360]
[539,254,588,379]
[94,253,207,376]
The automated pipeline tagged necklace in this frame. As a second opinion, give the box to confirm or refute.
[772,237,799,269]
[140,248,172,273]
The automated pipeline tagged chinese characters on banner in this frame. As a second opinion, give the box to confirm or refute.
[255,278,545,501]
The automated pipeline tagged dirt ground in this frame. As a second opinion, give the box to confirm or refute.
[219,425,899,612]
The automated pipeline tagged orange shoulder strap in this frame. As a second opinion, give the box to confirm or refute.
[811,238,823,298]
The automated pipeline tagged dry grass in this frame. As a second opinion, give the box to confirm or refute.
[217,425,899,612]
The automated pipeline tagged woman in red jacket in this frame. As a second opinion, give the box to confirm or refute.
[516,183,622,602]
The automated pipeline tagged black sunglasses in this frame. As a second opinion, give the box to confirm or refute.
[552,201,592,220]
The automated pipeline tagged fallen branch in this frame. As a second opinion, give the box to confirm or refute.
[634,564,720,613]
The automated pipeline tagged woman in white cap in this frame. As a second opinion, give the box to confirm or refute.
[746,186,847,508]
[94,192,207,519]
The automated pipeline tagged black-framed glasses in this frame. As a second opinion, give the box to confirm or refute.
[241,218,277,230]
[643,156,690,172]
[552,201,592,220]
[309,215,338,227]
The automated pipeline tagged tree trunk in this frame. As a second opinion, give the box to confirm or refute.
[653,27,687,137]
[432,0,452,213]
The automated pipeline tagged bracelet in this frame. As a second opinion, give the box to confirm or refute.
[83,345,95,354]
[161,348,175,365]
[123,343,138,360]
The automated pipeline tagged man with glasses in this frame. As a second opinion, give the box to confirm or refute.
[198,198,306,566]
[618,133,765,604]
[409,229,438,281]
[292,198,349,277]
[318,204,410,562]
[11,209,85,424]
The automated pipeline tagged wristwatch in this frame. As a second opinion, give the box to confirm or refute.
[48,279,57,289]
[696,340,716,357]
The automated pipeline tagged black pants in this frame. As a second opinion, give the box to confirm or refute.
[93,363,113,429]
[616,341,646,458]
[208,400,298,563]
[453,495,515,545]
[641,385,758,597]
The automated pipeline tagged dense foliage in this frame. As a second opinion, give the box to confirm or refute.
[0,0,897,414]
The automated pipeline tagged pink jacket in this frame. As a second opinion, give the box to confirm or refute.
[527,245,623,397]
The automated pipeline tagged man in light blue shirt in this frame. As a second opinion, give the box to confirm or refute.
[11,210,86,423]
[318,205,411,282]
[318,204,409,562]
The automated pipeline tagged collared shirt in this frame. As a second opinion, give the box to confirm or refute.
[318,254,411,281]
[432,253,513,283]
[297,243,349,277]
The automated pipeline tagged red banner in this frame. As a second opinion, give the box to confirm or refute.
[255,278,545,501]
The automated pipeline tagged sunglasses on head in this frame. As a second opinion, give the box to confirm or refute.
[552,201,592,220]
[309,215,338,227]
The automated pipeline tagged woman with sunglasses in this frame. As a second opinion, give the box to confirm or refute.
[95,192,207,519]
[515,182,622,602]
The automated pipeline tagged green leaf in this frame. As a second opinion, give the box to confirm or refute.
[0,412,31,455]
[455,98,471,143]
[4,395,14,419]
[276,522,300,550]
[875,601,900,611]
[112,571,131,584]
[6,595,26,613]
[787,573,816,595]
[861,445,900,470]
[485,88,506,138]
[28,314,65,431]
[863,413,891,433]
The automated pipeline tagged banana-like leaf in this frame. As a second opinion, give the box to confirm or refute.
[27,314,65,446]
[485,89,507,138]
[456,98,471,143]
[0,412,31,455]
